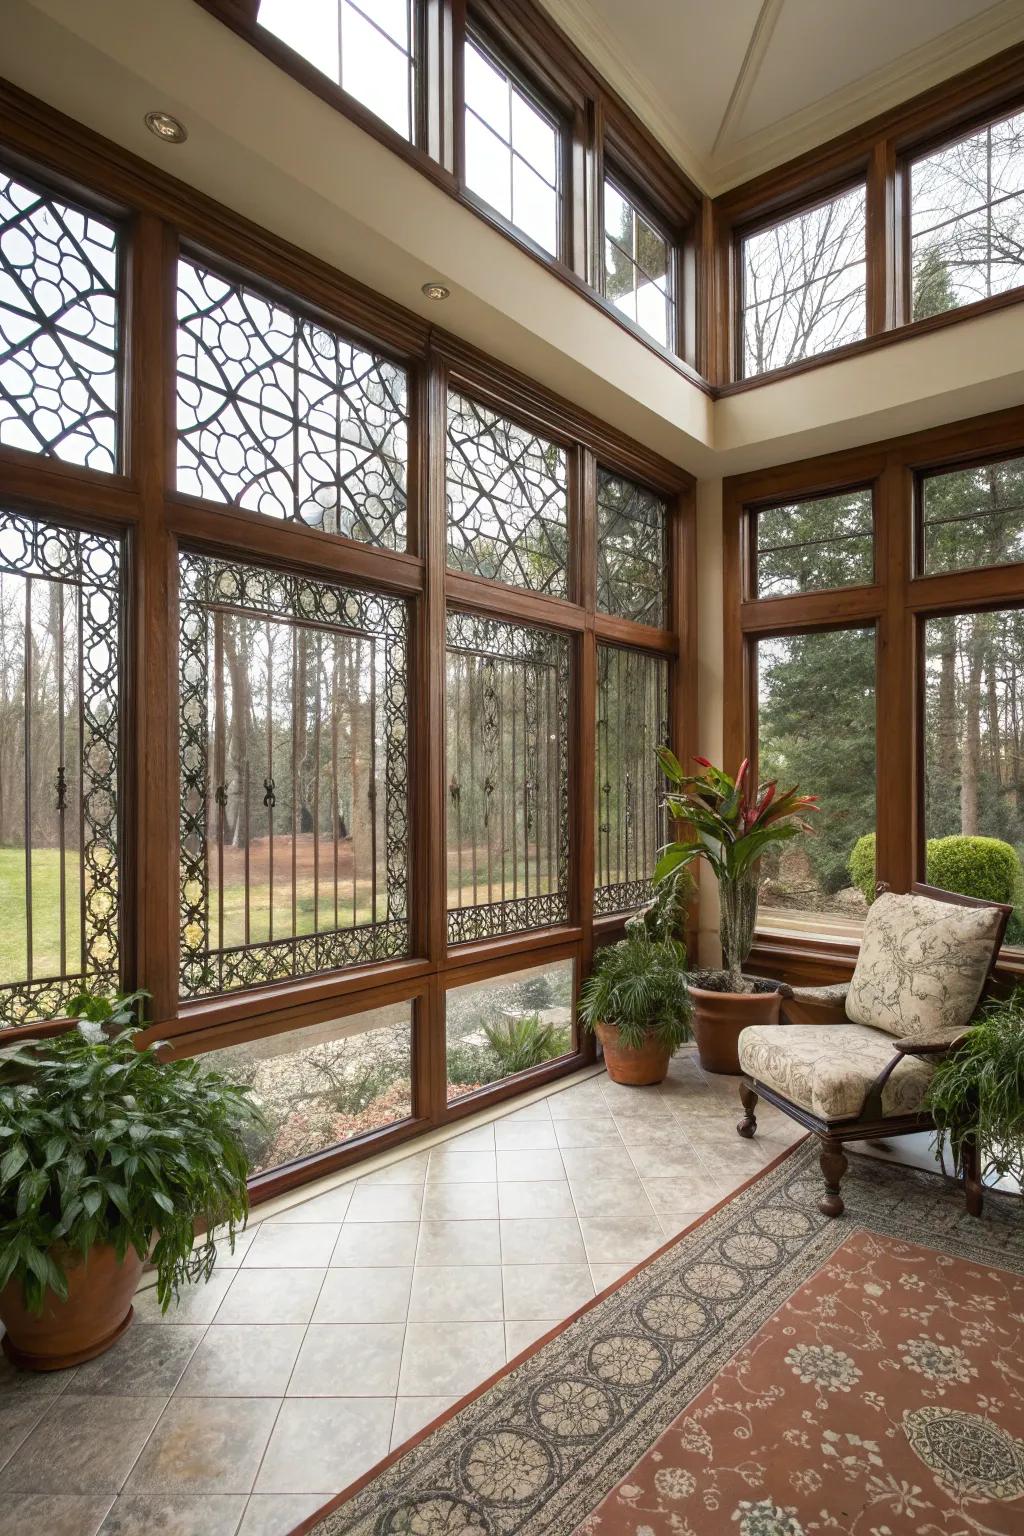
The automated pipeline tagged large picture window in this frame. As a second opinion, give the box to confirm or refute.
[594,646,669,916]
[446,957,574,1101]
[0,509,121,1025]
[740,186,867,378]
[256,0,417,141]
[596,469,668,626]
[910,108,1024,320]
[0,168,119,471]
[446,392,568,595]
[446,611,570,944]
[177,259,408,550]
[757,626,875,930]
[179,553,410,999]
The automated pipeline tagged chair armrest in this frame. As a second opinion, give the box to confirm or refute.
[892,1031,969,1057]
[781,983,849,1027]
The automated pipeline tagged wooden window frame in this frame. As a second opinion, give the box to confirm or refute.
[724,403,1024,993]
[0,79,696,1203]
[599,163,683,360]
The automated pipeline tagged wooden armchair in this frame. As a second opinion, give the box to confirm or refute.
[736,883,1011,1218]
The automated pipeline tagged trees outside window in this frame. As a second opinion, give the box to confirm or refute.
[603,181,674,348]
[922,454,1024,575]
[755,489,873,597]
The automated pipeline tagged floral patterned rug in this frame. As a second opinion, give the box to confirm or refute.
[293,1141,1024,1536]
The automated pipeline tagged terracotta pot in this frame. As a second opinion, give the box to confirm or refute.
[0,1243,144,1371]
[689,984,782,1075]
[595,1020,672,1086]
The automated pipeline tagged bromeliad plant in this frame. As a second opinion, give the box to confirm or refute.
[0,990,262,1314]
[655,752,818,993]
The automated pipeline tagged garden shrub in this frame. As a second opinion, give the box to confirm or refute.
[847,831,1024,935]
[848,832,877,905]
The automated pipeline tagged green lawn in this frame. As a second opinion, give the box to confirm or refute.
[0,847,82,982]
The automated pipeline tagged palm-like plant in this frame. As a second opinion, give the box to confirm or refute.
[655,752,817,992]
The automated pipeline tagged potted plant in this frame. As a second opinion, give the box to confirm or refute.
[0,991,259,1370]
[578,934,692,1086]
[926,988,1024,1191]
[655,752,817,1074]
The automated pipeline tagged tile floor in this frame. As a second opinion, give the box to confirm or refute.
[0,1052,811,1536]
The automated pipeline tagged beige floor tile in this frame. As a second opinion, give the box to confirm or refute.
[497,1181,575,1219]
[358,1152,430,1186]
[389,1397,458,1451]
[552,1119,625,1148]
[425,1150,497,1183]
[0,1494,113,1536]
[558,1145,634,1182]
[330,1223,419,1267]
[626,1141,708,1181]
[269,1186,354,1223]
[72,1325,204,1397]
[443,1125,495,1150]
[288,1324,405,1397]
[0,1398,59,1475]
[209,1227,261,1269]
[408,1266,503,1322]
[691,1137,775,1179]
[590,1259,636,1289]
[546,1088,613,1121]
[420,1183,499,1221]
[312,1267,412,1325]
[237,1494,327,1536]
[255,1399,394,1495]
[499,1218,586,1265]
[611,1116,691,1147]
[242,1225,341,1268]
[126,1397,279,1495]
[568,1174,656,1220]
[493,1119,557,1150]
[495,1099,553,1123]
[641,1174,725,1215]
[415,1219,500,1266]
[213,1270,326,1326]
[504,1319,561,1360]
[500,1264,594,1320]
[398,1322,505,1397]
[176,1326,305,1397]
[98,1493,247,1535]
[345,1184,424,1224]
[0,1353,77,1400]
[495,1149,566,1182]
[133,1271,235,1326]
[0,1395,167,1495]
[578,1216,666,1266]
[600,1082,675,1114]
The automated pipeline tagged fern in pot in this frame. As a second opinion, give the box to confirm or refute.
[926,989,1024,1196]
[578,934,692,1086]
[0,991,261,1371]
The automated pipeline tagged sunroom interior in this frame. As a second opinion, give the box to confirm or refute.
[2,1,1024,1532]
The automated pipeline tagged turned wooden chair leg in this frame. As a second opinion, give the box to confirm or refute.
[737,1082,758,1138]
[962,1131,984,1218]
[818,1135,848,1218]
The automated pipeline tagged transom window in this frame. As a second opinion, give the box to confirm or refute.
[176,259,408,550]
[921,453,1024,575]
[0,168,119,471]
[256,0,416,141]
[603,180,674,349]
[740,185,867,378]
[463,35,561,257]
[755,488,874,597]
[910,108,1024,320]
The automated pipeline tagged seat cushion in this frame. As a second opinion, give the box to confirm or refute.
[738,1023,935,1121]
[845,891,1002,1040]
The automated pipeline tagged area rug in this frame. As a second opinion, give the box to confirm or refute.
[292,1140,1024,1536]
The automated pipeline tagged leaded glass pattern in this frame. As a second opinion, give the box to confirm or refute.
[446,392,568,596]
[0,168,119,470]
[176,259,408,549]
[446,611,570,944]
[596,468,668,626]
[179,554,410,1000]
[594,646,669,916]
[756,488,874,596]
[0,510,121,1026]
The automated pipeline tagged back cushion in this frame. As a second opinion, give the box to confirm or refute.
[846,891,1002,1039]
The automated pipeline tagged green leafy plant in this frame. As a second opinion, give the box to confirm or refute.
[578,935,692,1052]
[848,831,1024,940]
[926,989,1024,1186]
[0,991,262,1314]
[655,753,818,991]
[482,1013,567,1075]
[445,1041,500,1089]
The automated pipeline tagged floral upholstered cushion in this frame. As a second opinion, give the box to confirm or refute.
[738,1023,934,1121]
[844,891,1002,1040]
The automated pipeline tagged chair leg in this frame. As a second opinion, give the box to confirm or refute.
[737,1082,758,1139]
[962,1131,984,1218]
[818,1136,848,1218]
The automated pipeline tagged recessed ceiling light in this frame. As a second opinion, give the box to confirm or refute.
[421,282,450,301]
[145,111,188,144]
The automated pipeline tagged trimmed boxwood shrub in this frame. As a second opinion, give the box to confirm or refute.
[847,831,1024,940]
[848,832,877,905]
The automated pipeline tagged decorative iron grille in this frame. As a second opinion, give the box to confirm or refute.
[594,644,669,916]
[0,168,119,471]
[176,259,408,549]
[446,391,568,595]
[0,510,121,1025]
[446,611,570,943]
[179,554,410,999]
[596,468,668,626]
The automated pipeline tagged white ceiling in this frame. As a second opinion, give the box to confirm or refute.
[541,0,1024,191]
